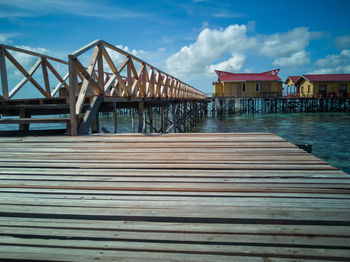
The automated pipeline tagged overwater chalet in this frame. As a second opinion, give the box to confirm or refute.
[212,69,283,98]
[293,74,350,98]
[284,76,299,97]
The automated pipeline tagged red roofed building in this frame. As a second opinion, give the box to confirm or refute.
[284,76,300,97]
[293,74,350,98]
[213,69,282,98]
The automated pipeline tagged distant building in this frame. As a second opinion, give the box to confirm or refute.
[294,74,350,98]
[284,76,299,97]
[213,69,282,98]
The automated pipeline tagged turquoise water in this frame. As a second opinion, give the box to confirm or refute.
[191,112,350,174]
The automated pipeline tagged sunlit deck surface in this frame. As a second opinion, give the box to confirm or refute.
[0,133,349,261]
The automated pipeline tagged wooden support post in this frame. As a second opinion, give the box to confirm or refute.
[113,103,117,133]
[138,101,144,133]
[148,107,153,133]
[172,103,177,133]
[0,46,9,99]
[164,106,169,132]
[91,113,100,134]
[143,109,146,133]
[19,108,30,132]
[131,109,135,133]
[159,107,164,133]
[183,101,188,132]
[68,56,78,136]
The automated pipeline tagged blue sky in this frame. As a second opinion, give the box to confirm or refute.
[1,0,350,95]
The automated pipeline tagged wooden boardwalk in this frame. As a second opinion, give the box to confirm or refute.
[0,133,349,261]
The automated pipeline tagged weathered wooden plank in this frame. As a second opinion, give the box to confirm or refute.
[1,236,350,260]
[0,132,348,262]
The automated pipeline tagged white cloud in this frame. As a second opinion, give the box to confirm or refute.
[205,54,245,76]
[273,50,310,68]
[259,27,318,68]
[335,35,350,50]
[213,11,247,18]
[166,24,255,77]
[308,49,350,74]
[0,34,13,44]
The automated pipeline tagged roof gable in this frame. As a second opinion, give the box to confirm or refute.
[215,69,281,82]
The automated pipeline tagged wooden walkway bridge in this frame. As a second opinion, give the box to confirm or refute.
[0,41,206,136]
[0,133,349,261]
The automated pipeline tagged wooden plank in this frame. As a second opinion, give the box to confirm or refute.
[0,133,348,261]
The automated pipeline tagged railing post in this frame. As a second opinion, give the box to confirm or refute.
[0,46,9,99]
[68,55,78,136]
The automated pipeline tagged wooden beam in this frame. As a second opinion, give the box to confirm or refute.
[0,46,9,99]
[148,69,155,98]
[78,96,102,135]
[68,56,78,136]
[51,73,69,97]
[74,46,100,114]
[162,76,170,99]
[41,58,51,98]
[97,45,104,95]
[1,44,67,64]
[101,46,130,98]
[129,61,145,97]
[156,71,163,98]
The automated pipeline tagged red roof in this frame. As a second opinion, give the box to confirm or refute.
[288,76,299,83]
[302,74,350,82]
[215,69,281,82]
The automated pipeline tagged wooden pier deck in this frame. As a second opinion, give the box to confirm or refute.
[0,133,349,261]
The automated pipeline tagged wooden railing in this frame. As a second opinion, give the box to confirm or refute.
[68,40,205,135]
[68,40,205,111]
[0,44,69,100]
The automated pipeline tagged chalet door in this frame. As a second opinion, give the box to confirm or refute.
[262,83,271,97]
[230,83,240,97]
[319,85,327,98]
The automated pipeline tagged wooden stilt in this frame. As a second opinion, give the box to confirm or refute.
[91,113,100,134]
[113,103,117,133]
[148,107,153,133]
[18,108,30,132]
[138,101,144,133]
[160,107,164,133]
[131,109,135,133]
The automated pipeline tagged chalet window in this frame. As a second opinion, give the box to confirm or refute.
[255,83,260,92]
[339,84,347,97]
[242,83,246,92]
[308,85,311,94]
